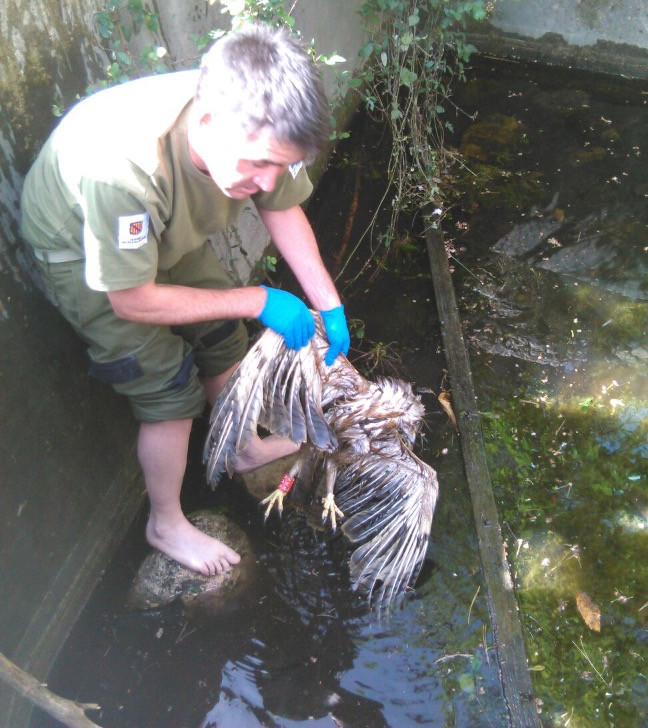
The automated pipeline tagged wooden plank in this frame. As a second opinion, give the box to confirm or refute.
[426,227,541,728]
[0,650,101,728]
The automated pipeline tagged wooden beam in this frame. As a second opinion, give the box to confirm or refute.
[426,227,541,728]
[0,651,101,728]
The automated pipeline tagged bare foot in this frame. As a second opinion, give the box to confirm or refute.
[146,514,240,576]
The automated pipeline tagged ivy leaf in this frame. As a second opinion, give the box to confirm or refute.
[399,67,417,88]
[116,51,132,67]
[96,12,114,39]
[400,32,413,48]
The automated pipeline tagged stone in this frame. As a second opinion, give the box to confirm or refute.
[128,510,254,612]
[460,113,526,161]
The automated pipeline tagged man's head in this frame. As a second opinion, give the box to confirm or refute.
[188,23,330,199]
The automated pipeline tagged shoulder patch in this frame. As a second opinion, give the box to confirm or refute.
[118,213,149,249]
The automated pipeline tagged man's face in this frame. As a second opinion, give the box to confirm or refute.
[189,112,304,199]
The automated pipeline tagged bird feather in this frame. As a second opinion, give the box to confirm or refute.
[204,312,439,614]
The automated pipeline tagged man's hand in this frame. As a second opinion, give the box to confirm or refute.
[319,305,350,366]
[257,285,315,350]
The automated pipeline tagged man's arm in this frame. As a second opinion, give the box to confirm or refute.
[257,204,350,364]
[256,205,341,311]
[107,281,266,324]
[107,276,314,351]
[107,205,332,324]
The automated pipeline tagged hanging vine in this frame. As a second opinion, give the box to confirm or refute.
[337,0,491,284]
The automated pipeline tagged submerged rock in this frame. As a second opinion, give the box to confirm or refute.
[460,113,526,162]
[128,510,254,612]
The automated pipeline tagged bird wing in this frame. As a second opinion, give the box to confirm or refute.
[335,443,438,614]
[203,325,337,486]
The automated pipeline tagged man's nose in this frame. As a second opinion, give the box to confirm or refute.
[254,166,282,192]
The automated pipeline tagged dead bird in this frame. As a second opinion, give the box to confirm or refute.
[204,314,438,613]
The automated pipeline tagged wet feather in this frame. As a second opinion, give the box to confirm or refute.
[204,313,439,613]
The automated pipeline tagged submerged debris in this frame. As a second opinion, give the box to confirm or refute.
[576,592,602,632]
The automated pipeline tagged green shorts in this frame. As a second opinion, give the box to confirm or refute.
[33,243,249,422]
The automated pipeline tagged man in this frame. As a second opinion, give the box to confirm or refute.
[20,24,350,577]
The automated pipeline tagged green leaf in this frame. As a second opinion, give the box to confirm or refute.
[472,6,487,21]
[399,67,417,87]
[380,51,388,67]
[96,12,114,39]
[400,32,413,47]
[116,51,132,67]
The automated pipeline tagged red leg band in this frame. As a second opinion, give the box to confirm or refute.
[278,474,295,494]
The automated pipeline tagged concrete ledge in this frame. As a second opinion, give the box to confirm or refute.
[468,25,648,80]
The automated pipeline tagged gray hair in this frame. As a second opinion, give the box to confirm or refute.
[196,24,330,162]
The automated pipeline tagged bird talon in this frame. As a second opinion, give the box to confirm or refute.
[260,474,295,521]
[260,489,285,521]
[321,493,344,531]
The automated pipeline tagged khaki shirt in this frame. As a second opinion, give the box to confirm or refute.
[21,70,312,291]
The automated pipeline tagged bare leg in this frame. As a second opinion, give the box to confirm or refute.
[201,362,240,407]
[203,364,300,473]
[140,418,240,576]
[233,434,300,473]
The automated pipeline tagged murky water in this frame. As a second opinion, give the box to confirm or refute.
[35,58,646,728]
[446,59,647,727]
[35,343,505,726]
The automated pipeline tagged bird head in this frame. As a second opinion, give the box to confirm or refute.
[373,377,425,445]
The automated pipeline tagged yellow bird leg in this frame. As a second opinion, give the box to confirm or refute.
[321,492,344,531]
[260,472,295,521]
[321,460,343,530]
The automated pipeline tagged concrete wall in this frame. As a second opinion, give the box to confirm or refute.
[471,0,648,79]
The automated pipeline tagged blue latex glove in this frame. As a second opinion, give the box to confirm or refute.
[257,285,315,350]
[320,305,350,366]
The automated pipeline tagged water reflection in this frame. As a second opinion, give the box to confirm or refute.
[451,58,647,726]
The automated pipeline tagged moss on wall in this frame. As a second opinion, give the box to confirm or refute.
[0,1,103,172]
[0,0,104,281]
